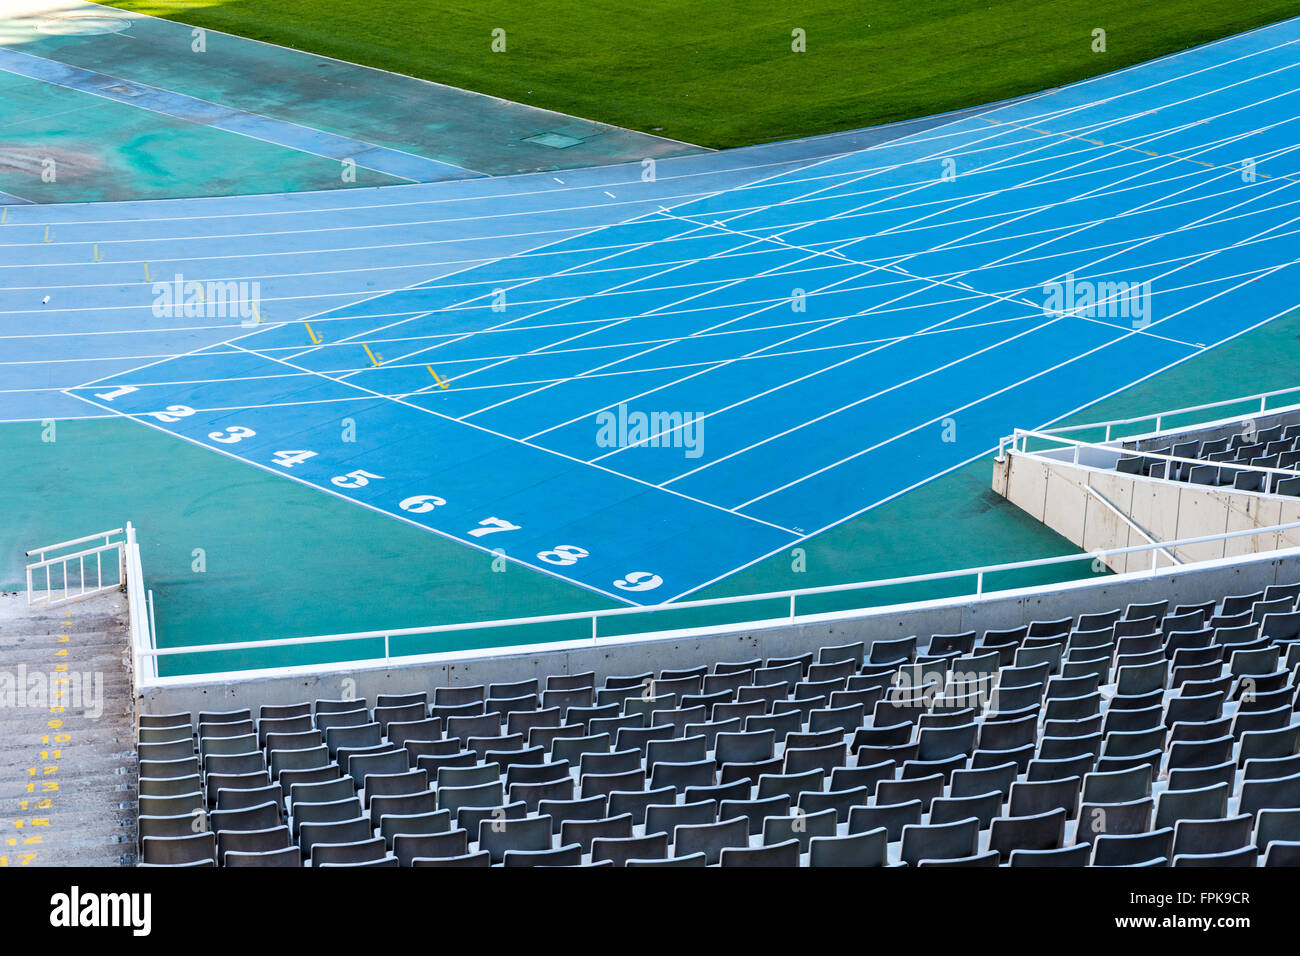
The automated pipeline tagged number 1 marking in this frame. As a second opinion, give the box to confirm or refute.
[94,385,138,402]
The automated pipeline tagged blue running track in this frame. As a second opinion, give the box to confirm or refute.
[5,18,1300,605]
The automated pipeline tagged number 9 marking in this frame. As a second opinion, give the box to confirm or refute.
[614,572,663,592]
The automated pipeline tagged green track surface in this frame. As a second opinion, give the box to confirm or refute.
[105,0,1300,148]
[0,68,405,204]
[4,307,1298,674]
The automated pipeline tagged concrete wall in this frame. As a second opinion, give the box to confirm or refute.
[995,450,1300,573]
[141,546,1300,721]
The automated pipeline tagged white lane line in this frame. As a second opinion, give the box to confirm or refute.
[547,97,1248,453]
[730,216,1300,510]
[591,124,1300,468]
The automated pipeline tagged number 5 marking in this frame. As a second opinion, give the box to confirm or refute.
[331,469,383,489]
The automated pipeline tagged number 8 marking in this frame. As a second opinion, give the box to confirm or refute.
[538,545,588,566]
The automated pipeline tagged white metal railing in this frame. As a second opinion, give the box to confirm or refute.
[1003,428,1300,487]
[137,518,1300,678]
[1026,385,1300,443]
[25,527,125,608]
[1082,484,1182,567]
[123,523,157,688]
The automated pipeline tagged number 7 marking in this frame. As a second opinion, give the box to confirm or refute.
[467,517,520,537]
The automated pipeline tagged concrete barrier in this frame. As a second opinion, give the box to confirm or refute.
[995,448,1300,573]
[140,545,1300,721]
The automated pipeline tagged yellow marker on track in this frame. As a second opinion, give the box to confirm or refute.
[363,343,382,366]
[427,366,449,389]
[92,243,100,262]
[43,225,50,243]
[305,322,321,344]
[144,262,150,282]
[1,207,7,225]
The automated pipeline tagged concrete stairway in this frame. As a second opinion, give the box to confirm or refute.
[0,590,136,866]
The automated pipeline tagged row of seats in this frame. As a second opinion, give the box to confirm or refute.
[1116,422,1300,493]
[135,589,1300,866]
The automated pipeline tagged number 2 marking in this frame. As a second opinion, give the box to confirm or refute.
[146,405,195,423]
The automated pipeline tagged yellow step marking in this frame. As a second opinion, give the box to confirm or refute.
[363,343,382,366]
[427,366,449,389]
[305,322,321,344]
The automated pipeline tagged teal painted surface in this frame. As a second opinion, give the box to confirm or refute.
[0,69,405,203]
[5,306,1297,674]
[0,6,700,204]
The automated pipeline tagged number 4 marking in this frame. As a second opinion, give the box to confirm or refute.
[272,450,317,468]
[468,517,520,537]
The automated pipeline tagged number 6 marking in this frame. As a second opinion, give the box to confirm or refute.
[400,494,446,514]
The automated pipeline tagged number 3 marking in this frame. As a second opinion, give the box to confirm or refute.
[209,426,256,444]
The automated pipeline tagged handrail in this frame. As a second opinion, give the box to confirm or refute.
[25,528,124,561]
[1008,428,1300,482]
[140,517,1300,664]
[124,523,156,687]
[1030,387,1300,438]
[1082,484,1181,567]
[24,530,126,609]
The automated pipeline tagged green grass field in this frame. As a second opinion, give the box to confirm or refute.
[106,0,1300,147]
